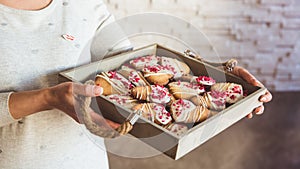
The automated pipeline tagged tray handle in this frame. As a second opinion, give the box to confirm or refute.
[184,49,238,72]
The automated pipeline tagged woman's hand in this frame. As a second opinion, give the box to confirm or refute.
[46,82,120,129]
[9,82,120,129]
[231,66,272,118]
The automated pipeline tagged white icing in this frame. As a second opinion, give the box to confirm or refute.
[130,55,160,70]
[211,83,244,104]
[101,72,133,95]
[171,99,196,123]
[169,81,205,95]
[149,85,171,104]
[142,64,173,77]
[196,76,216,86]
[167,123,188,136]
[153,104,172,125]
[106,94,137,108]
[128,71,147,87]
[96,74,127,95]
[226,83,244,104]
[160,56,185,78]
[206,92,226,111]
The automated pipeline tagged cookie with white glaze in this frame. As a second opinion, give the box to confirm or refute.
[190,91,227,111]
[160,56,190,79]
[118,66,149,87]
[95,71,133,96]
[168,81,205,100]
[165,123,189,136]
[106,94,139,109]
[211,83,244,104]
[142,64,174,86]
[131,85,172,104]
[178,75,216,86]
[170,99,216,123]
[129,55,160,70]
[132,103,172,126]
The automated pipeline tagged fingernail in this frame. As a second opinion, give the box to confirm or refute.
[94,86,103,96]
[260,97,266,102]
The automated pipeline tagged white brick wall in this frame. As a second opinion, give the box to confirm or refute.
[103,0,300,91]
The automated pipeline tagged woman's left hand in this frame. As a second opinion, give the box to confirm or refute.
[231,66,272,118]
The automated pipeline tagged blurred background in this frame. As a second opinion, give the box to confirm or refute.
[101,0,300,168]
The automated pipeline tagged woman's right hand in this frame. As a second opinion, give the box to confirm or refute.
[9,82,120,129]
[46,82,103,122]
[46,82,120,129]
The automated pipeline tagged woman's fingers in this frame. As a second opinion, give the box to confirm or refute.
[247,105,265,119]
[72,83,103,97]
[105,119,121,129]
[247,113,253,119]
[253,105,264,115]
[260,90,273,103]
[88,108,120,129]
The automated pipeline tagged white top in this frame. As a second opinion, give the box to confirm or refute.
[0,0,130,168]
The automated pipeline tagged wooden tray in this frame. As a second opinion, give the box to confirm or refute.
[59,44,266,160]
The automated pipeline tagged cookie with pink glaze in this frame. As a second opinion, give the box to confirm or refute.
[168,81,205,100]
[211,83,244,104]
[129,55,160,70]
[131,85,172,104]
[132,103,172,126]
[142,64,173,86]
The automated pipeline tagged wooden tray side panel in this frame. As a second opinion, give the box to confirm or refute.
[175,88,266,160]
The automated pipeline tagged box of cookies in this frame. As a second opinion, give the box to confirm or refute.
[59,44,266,160]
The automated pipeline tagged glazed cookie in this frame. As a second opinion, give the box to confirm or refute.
[118,66,149,87]
[95,71,133,96]
[142,64,173,86]
[190,91,227,111]
[165,123,189,136]
[131,85,172,104]
[160,56,190,79]
[132,103,172,126]
[211,83,244,104]
[195,76,216,86]
[179,75,216,86]
[129,55,160,70]
[168,81,205,100]
[106,94,139,109]
[170,99,215,123]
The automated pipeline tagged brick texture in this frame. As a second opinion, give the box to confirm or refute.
[103,0,300,91]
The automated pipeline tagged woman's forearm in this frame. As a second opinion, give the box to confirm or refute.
[8,89,51,119]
